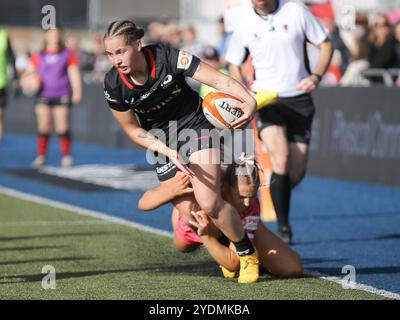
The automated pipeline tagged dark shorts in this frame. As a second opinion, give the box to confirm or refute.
[36,96,72,107]
[0,88,7,108]
[151,119,218,182]
[257,93,315,144]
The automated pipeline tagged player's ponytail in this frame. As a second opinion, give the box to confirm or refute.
[224,153,260,187]
[104,20,144,45]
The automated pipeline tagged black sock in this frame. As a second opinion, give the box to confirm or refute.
[217,234,230,247]
[233,234,255,256]
[270,172,291,227]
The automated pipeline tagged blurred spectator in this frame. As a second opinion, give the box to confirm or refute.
[394,23,400,86]
[161,21,181,48]
[66,35,96,75]
[321,17,351,73]
[143,20,165,45]
[217,16,232,68]
[90,33,111,83]
[181,24,204,57]
[340,13,371,86]
[368,14,397,70]
[0,29,17,143]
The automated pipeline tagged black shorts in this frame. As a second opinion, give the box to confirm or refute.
[0,88,7,108]
[257,93,315,144]
[151,119,218,182]
[36,96,72,107]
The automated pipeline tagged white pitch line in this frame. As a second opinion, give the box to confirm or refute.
[1,185,398,299]
[0,186,172,238]
[304,270,400,300]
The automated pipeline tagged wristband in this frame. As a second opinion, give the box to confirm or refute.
[311,73,322,82]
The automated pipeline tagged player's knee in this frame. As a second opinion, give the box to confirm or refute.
[173,236,199,253]
[271,155,289,174]
[199,198,222,219]
[290,170,306,188]
[277,254,303,278]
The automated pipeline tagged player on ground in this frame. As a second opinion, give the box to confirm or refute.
[225,0,334,244]
[138,155,303,279]
[103,20,259,283]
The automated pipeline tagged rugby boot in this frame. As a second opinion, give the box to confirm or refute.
[238,252,259,283]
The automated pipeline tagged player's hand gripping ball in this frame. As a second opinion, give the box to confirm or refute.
[202,92,244,129]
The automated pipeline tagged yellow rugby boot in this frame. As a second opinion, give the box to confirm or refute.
[238,252,259,284]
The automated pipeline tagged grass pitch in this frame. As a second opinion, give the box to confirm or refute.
[0,193,386,300]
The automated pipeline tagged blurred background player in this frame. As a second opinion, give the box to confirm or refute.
[139,155,303,279]
[0,29,17,144]
[225,0,333,244]
[25,27,82,168]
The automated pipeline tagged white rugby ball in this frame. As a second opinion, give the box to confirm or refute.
[202,91,243,129]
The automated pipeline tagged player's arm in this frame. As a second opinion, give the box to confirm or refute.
[138,172,193,211]
[68,64,83,104]
[110,109,194,176]
[202,236,240,271]
[227,63,244,83]
[192,61,256,129]
[297,37,333,92]
[189,210,240,271]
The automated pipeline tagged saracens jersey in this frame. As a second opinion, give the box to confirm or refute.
[103,43,204,132]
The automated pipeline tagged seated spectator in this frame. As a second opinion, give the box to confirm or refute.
[340,13,371,86]
[368,14,397,71]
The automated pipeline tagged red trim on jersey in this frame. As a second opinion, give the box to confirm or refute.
[144,48,156,78]
[118,69,134,90]
[68,51,79,66]
[117,48,155,90]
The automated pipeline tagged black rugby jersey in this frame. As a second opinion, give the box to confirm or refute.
[103,43,203,131]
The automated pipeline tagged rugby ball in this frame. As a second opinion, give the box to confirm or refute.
[20,71,41,97]
[202,92,243,129]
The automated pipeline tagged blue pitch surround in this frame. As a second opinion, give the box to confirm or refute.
[1,133,400,295]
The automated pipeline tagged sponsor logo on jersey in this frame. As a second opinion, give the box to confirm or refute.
[177,50,193,70]
[140,91,152,100]
[104,90,120,103]
[161,74,173,87]
[134,84,182,114]
[156,162,176,175]
[124,96,135,105]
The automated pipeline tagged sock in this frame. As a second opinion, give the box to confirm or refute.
[233,234,255,256]
[270,172,291,227]
[217,234,230,247]
[58,132,71,156]
[37,133,50,156]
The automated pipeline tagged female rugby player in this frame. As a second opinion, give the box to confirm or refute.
[103,20,258,283]
[139,156,303,279]
[27,27,82,168]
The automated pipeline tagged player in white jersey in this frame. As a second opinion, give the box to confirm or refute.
[226,0,334,244]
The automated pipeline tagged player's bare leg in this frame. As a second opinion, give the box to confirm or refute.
[33,104,52,168]
[189,148,259,283]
